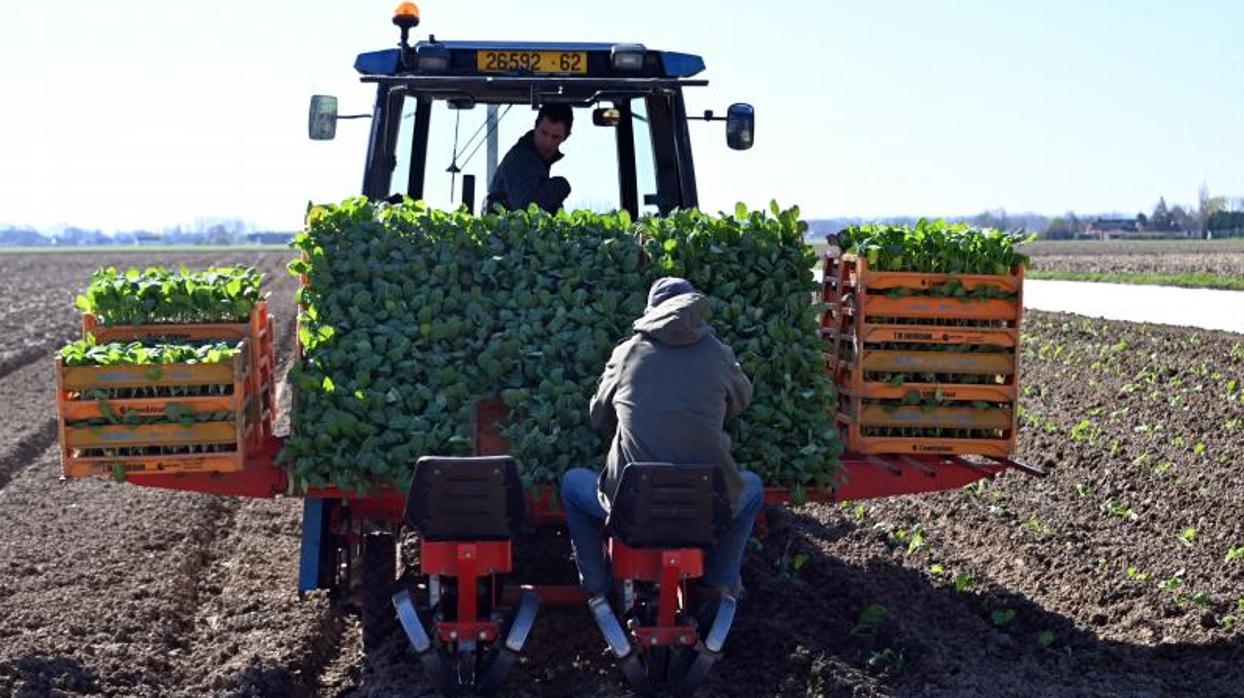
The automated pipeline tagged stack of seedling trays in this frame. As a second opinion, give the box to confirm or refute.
[56,267,275,480]
[822,226,1026,458]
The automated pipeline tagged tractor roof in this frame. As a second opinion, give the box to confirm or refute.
[355,41,705,78]
[353,41,708,105]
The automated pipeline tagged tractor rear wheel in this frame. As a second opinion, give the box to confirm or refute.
[361,531,398,653]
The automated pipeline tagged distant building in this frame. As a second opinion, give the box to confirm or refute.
[246,232,295,245]
[1085,218,1140,240]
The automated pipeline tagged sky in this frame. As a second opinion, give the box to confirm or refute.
[0,1,1240,232]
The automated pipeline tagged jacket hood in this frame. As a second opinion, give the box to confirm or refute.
[632,292,710,346]
[520,130,564,165]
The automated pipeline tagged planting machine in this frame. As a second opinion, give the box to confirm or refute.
[56,5,1043,695]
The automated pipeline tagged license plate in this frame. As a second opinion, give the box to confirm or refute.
[476,50,587,74]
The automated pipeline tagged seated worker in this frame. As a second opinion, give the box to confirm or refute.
[484,104,573,213]
[561,277,765,603]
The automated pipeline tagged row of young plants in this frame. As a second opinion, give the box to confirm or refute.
[74,265,264,325]
[835,219,1033,276]
[60,337,243,368]
[281,199,842,493]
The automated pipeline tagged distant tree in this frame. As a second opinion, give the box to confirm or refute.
[1043,211,1084,240]
[0,228,47,247]
[1197,183,1227,232]
[1136,212,1148,227]
[971,208,1010,231]
[1208,210,1244,231]
[1169,205,1195,232]
[1044,216,1071,239]
[1150,197,1172,231]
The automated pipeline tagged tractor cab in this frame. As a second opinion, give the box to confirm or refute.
[308,2,754,217]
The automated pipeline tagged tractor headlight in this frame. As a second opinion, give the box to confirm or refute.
[416,42,450,71]
[610,44,646,73]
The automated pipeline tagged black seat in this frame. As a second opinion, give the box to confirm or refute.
[404,455,526,541]
[605,462,731,549]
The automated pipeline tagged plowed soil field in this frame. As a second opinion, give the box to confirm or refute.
[1025,238,1244,276]
[0,251,1240,697]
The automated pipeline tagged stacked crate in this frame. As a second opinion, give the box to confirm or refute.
[821,253,1023,457]
[58,303,276,478]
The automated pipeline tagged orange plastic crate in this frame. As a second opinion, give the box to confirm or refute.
[56,344,266,479]
[81,302,275,439]
[836,410,1017,457]
[822,252,1023,457]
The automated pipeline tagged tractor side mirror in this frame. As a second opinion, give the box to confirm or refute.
[725,103,754,150]
[309,95,339,141]
[592,107,621,127]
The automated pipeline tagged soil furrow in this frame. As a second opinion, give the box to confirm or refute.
[0,342,59,383]
[0,419,58,491]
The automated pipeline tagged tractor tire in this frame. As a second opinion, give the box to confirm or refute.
[361,531,398,653]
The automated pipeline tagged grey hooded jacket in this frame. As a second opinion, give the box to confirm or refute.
[589,292,754,514]
[484,130,571,213]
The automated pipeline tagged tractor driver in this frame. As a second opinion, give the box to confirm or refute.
[561,277,765,605]
[484,104,573,213]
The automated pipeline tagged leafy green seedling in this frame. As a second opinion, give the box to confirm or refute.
[1158,571,1185,593]
[991,609,1016,627]
[1101,499,1138,521]
[853,604,889,638]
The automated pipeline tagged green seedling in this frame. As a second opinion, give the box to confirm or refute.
[1069,419,1099,444]
[1158,571,1185,593]
[853,604,889,638]
[1024,515,1052,536]
[905,527,925,554]
[1126,566,1150,582]
[953,572,974,593]
[991,609,1016,627]
[1036,631,1055,648]
[1101,499,1138,521]
[866,648,906,674]
[1074,483,1094,498]
[1226,545,1244,563]
[1178,527,1198,545]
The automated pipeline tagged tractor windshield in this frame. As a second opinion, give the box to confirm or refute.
[392,96,660,215]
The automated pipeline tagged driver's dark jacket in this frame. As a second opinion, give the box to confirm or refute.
[589,293,754,515]
[484,130,570,213]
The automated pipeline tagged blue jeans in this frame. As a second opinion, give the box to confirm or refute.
[561,467,765,598]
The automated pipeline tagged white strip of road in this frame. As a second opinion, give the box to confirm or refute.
[1023,279,1244,334]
